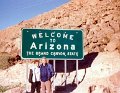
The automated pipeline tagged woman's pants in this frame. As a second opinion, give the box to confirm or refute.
[31,81,41,93]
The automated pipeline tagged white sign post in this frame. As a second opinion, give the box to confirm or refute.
[25,60,28,92]
[53,60,56,92]
[64,60,67,86]
[76,60,79,86]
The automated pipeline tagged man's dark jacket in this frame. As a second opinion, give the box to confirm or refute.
[40,63,54,82]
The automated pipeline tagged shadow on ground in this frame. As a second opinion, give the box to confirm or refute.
[54,83,77,93]
[49,52,98,93]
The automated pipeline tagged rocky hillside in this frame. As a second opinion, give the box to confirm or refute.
[0,51,120,93]
[0,0,120,93]
[0,0,120,54]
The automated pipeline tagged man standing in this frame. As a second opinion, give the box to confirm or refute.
[40,57,54,93]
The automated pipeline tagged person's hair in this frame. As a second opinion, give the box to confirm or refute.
[32,60,39,64]
[41,57,49,63]
[42,56,46,59]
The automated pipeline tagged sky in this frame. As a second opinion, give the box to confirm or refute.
[0,0,69,30]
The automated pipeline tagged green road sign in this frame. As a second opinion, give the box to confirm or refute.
[21,29,84,59]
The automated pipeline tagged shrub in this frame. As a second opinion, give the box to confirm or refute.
[0,52,14,70]
[0,85,8,93]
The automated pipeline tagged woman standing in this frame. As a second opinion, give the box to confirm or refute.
[29,60,41,93]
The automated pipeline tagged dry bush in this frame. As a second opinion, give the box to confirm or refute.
[0,52,15,69]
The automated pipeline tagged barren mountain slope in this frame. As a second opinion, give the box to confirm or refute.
[0,0,120,54]
[0,0,120,93]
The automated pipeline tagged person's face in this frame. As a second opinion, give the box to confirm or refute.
[34,62,39,66]
[41,58,47,64]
